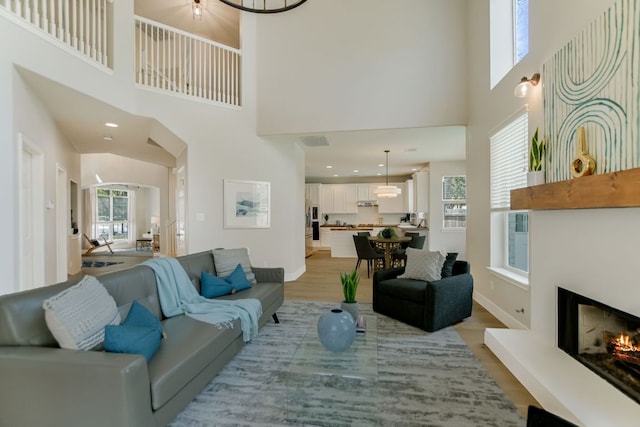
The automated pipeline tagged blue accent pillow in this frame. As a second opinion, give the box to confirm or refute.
[201,271,235,298]
[104,300,163,362]
[225,264,252,291]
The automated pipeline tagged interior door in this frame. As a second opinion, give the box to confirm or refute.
[19,135,45,291]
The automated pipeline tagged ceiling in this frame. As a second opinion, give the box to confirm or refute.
[18,1,466,179]
[264,127,466,182]
[134,0,241,49]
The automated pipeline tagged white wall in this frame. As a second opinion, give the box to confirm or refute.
[467,0,640,422]
[428,161,466,258]
[255,0,468,135]
[10,69,81,290]
[0,5,307,285]
[466,0,617,328]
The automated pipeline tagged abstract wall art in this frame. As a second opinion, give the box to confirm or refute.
[543,0,639,182]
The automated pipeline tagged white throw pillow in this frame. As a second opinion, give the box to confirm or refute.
[398,248,447,282]
[213,248,257,285]
[42,275,121,351]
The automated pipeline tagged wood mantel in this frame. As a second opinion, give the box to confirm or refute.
[510,167,640,210]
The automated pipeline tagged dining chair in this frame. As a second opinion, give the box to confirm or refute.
[353,235,385,278]
[392,235,426,267]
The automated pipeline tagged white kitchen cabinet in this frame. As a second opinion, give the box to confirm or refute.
[305,183,321,205]
[377,182,406,213]
[320,184,358,214]
[319,228,331,248]
[320,185,334,214]
[404,179,414,212]
[345,185,358,212]
[357,184,372,201]
[333,185,346,213]
[412,171,429,213]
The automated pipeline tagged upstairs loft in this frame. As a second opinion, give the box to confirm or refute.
[0,0,241,108]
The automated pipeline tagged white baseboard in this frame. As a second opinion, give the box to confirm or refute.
[285,264,306,282]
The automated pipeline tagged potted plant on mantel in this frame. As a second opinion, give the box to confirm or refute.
[528,127,546,186]
[340,269,360,320]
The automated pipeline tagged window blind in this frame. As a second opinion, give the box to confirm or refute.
[490,111,528,210]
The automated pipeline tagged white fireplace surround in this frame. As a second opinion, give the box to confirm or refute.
[485,207,640,426]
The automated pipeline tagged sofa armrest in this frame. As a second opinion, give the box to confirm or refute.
[0,347,153,427]
[424,273,474,332]
[372,268,405,309]
[251,266,284,284]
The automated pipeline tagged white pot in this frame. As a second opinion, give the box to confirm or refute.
[527,171,545,186]
[340,301,359,321]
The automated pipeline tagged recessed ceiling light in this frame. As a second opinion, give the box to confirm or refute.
[103,135,113,141]
[105,122,118,128]
[333,174,339,177]
[411,168,418,171]
[353,169,359,173]
[326,165,333,169]
[378,163,384,167]
[376,173,382,176]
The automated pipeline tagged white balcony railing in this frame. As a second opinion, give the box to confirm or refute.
[0,3,241,107]
[135,16,241,107]
[0,0,111,67]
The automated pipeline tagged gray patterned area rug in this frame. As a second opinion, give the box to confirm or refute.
[169,301,525,427]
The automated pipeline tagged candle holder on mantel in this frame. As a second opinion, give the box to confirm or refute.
[571,127,596,178]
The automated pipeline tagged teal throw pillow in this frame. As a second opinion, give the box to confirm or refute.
[201,271,235,298]
[104,300,163,362]
[441,252,458,278]
[225,264,252,291]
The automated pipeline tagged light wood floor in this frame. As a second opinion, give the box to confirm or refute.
[285,250,539,418]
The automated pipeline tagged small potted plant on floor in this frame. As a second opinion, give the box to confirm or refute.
[340,269,360,320]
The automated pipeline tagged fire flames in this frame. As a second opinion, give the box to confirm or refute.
[614,334,640,353]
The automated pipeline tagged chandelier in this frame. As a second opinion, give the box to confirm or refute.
[374,150,402,199]
[218,0,308,14]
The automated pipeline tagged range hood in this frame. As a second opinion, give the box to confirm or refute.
[357,200,379,207]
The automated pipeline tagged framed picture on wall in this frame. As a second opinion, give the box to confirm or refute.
[223,179,270,229]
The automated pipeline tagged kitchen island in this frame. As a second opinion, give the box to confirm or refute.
[324,225,428,258]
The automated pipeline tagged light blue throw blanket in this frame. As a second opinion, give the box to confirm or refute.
[141,258,262,342]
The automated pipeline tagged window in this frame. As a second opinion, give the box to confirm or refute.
[490,110,528,274]
[490,0,529,88]
[96,188,129,241]
[514,0,529,63]
[442,176,466,229]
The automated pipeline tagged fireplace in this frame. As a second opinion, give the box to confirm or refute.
[558,287,640,404]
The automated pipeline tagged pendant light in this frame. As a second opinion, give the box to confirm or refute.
[192,0,203,20]
[374,150,402,198]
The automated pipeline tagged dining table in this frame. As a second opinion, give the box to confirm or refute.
[368,235,412,269]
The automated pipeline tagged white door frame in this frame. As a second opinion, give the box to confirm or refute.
[18,133,45,291]
[56,164,68,282]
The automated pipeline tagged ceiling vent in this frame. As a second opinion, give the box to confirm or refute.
[300,135,329,147]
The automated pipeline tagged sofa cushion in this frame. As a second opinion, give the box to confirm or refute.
[176,251,217,294]
[104,301,163,362]
[200,271,235,298]
[398,248,446,282]
[42,275,121,351]
[225,264,252,291]
[148,315,241,410]
[377,278,427,302]
[441,252,459,278]
[213,248,256,285]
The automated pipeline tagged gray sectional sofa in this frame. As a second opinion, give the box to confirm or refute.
[0,250,284,427]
